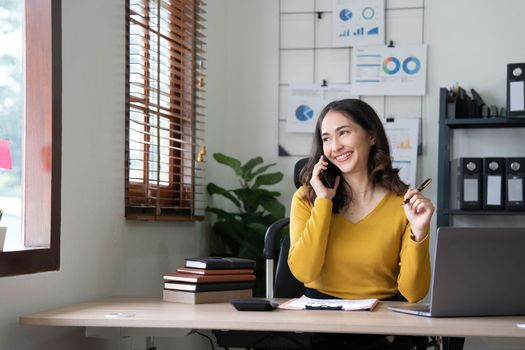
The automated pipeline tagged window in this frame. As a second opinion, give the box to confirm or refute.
[0,0,61,277]
[0,0,23,249]
[125,0,206,221]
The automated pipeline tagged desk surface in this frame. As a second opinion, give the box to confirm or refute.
[19,297,525,338]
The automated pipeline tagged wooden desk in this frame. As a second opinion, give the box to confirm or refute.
[19,297,525,339]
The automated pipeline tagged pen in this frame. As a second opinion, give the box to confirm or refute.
[402,178,432,205]
[305,305,343,311]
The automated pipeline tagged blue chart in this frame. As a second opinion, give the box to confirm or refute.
[339,29,350,37]
[362,7,375,20]
[402,56,421,74]
[295,105,314,122]
[339,9,352,21]
[367,27,379,35]
[353,27,364,36]
[333,0,384,47]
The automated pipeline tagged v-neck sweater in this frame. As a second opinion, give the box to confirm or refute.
[288,186,430,302]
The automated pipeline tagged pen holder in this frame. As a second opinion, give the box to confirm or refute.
[446,95,459,119]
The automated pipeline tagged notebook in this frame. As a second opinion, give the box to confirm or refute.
[389,227,525,317]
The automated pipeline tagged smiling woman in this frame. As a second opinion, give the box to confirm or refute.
[289,98,434,302]
[0,0,61,277]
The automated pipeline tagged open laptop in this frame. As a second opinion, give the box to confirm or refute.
[389,227,525,317]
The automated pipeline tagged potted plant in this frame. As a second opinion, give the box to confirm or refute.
[207,153,286,296]
[0,209,6,251]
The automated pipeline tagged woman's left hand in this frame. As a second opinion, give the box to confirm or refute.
[403,188,435,241]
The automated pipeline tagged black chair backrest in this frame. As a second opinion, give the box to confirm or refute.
[274,235,305,298]
[265,157,309,298]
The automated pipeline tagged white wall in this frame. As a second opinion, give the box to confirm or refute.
[0,0,208,349]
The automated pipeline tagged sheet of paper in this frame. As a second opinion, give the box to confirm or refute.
[351,44,427,95]
[286,84,356,133]
[279,295,379,311]
[383,118,420,187]
[332,0,385,48]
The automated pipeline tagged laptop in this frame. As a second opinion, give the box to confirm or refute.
[389,227,525,317]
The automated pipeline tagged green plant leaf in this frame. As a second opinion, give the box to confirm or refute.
[234,188,272,213]
[265,191,281,197]
[205,207,239,221]
[241,156,263,180]
[207,153,286,296]
[213,153,243,176]
[207,183,241,207]
[213,219,245,254]
[212,221,242,256]
[246,163,276,182]
[254,172,284,188]
[259,196,285,218]
[246,222,268,236]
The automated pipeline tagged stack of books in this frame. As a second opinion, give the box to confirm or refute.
[162,257,256,304]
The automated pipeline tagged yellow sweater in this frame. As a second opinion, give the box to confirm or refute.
[288,187,430,303]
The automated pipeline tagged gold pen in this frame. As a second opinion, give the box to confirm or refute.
[402,178,432,205]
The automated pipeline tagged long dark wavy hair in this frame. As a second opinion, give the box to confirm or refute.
[300,99,408,213]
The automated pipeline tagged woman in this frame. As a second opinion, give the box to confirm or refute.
[288,99,433,303]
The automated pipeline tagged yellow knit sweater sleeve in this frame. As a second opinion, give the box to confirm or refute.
[398,225,431,302]
[288,187,333,282]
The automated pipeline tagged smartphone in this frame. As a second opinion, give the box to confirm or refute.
[319,161,339,189]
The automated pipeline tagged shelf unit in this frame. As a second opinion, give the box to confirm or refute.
[436,88,525,227]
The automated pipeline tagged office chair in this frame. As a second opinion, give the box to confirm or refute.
[216,158,463,350]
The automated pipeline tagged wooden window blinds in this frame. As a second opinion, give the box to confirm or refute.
[125,0,206,221]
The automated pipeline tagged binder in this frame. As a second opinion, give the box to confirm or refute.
[451,158,482,210]
[506,63,525,117]
[483,158,505,210]
[505,157,525,210]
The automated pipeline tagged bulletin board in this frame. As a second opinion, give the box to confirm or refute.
[278,0,426,157]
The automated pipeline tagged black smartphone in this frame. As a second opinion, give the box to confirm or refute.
[319,161,339,189]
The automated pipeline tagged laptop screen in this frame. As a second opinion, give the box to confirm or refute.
[429,227,525,317]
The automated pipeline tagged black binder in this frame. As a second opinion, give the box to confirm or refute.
[451,158,482,210]
[505,157,525,210]
[506,63,525,117]
[483,158,505,210]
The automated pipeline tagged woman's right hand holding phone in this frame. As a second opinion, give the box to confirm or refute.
[310,156,340,199]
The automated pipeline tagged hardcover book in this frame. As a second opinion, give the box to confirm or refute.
[164,281,254,292]
[185,257,256,270]
[163,288,253,304]
[163,272,256,284]
[176,267,254,275]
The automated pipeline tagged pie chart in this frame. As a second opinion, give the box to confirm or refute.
[402,56,421,75]
[295,105,314,122]
[339,9,352,21]
[382,57,401,75]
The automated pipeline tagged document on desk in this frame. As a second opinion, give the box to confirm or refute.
[279,295,379,311]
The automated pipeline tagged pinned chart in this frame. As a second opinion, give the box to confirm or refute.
[286,84,355,133]
[352,44,427,95]
[332,0,385,47]
[383,118,420,187]
[295,105,315,122]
